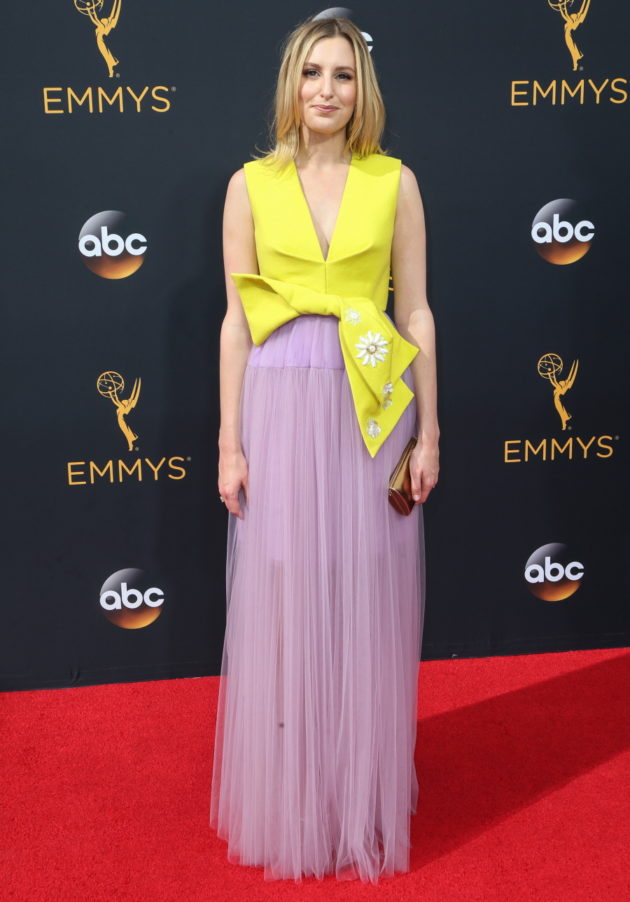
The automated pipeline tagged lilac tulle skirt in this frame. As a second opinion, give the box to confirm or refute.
[210,314,425,883]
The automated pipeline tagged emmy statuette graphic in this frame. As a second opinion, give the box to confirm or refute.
[97,371,141,450]
[547,0,591,71]
[74,0,122,77]
[537,353,579,430]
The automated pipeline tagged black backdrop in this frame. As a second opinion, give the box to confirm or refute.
[2,2,628,691]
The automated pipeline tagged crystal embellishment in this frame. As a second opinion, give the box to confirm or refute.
[366,418,381,438]
[344,307,362,325]
[355,331,389,367]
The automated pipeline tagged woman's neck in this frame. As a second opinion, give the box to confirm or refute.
[295,130,350,169]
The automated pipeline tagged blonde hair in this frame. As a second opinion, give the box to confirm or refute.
[255,16,388,167]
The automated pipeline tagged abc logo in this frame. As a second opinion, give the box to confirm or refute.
[524,543,584,601]
[99,568,164,629]
[79,211,147,279]
[531,199,594,264]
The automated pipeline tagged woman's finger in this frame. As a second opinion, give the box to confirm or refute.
[410,465,422,502]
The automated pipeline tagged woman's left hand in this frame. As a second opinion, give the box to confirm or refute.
[409,438,439,504]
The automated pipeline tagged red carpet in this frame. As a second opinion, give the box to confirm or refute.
[2,648,628,901]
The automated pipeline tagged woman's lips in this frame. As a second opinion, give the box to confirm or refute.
[313,105,338,111]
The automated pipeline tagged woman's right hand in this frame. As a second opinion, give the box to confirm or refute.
[218,447,249,519]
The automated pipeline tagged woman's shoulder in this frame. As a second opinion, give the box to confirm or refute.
[395,162,424,215]
[359,149,399,163]
[371,153,419,192]
[227,155,275,182]
[227,165,246,184]
[399,162,419,187]
[224,167,252,219]
[362,155,422,210]
[225,166,248,205]
[225,156,286,216]
[243,154,287,175]
[226,158,278,196]
[357,151,406,179]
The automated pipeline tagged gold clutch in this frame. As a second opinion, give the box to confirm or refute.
[388,436,417,515]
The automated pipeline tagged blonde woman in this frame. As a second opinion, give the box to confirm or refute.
[211,14,439,883]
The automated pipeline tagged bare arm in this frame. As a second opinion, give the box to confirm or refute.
[391,163,440,501]
[217,167,257,517]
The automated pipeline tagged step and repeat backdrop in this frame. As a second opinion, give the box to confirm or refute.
[2,2,628,690]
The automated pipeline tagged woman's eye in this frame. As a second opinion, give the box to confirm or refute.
[303,69,352,79]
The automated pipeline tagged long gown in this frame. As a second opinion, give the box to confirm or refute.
[209,151,426,883]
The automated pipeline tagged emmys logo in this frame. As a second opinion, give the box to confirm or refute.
[538,353,578,431]
[503,352,617,463]
[75,0,122,78]
[97,371,140,450]
[548,0,590,71]
[79,211,147,279]
[510,2,628,107]
[531,199,594,264]
[41,2,172,114]
[66,372,189,486]
[524,543,584,601]
[99,568,164,629]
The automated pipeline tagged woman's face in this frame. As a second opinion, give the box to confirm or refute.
[298,36,357,138]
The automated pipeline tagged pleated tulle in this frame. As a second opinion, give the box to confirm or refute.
[210,314,425,883]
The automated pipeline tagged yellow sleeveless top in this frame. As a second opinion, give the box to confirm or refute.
[231,151,419,458]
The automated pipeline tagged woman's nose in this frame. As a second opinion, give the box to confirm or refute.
[319,76,334,98]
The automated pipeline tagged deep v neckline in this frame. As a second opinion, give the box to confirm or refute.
[291,152,355,263]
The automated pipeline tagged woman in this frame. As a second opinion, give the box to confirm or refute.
[211,15,439,883]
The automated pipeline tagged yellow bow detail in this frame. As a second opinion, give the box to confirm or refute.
[231,273,419,457]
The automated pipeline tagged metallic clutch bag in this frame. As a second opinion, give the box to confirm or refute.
[388,436,417,515]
